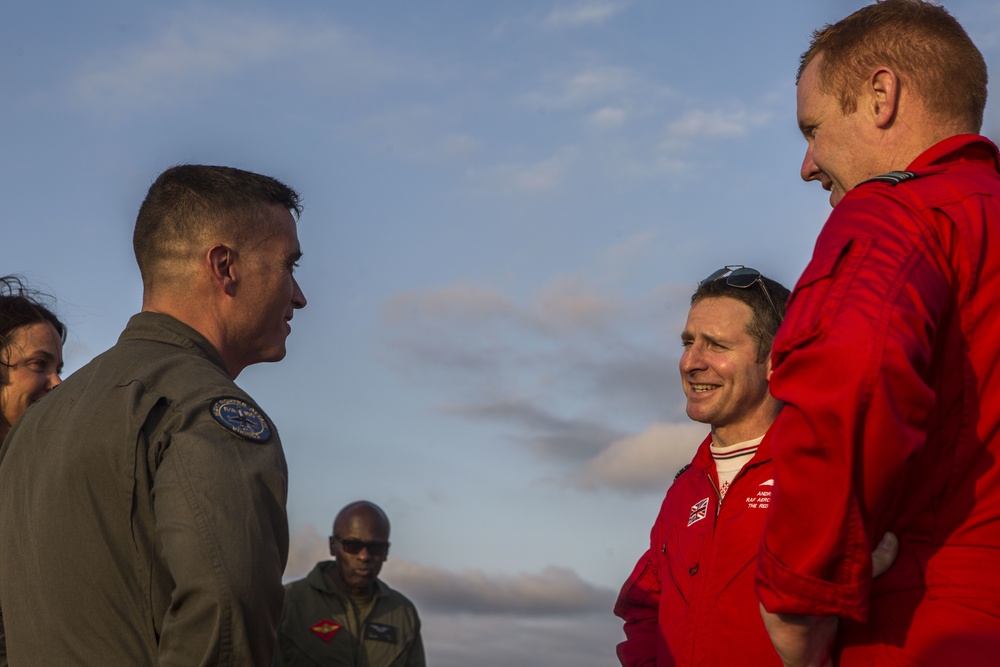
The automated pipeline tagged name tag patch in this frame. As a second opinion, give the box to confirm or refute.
[365,622,398,644]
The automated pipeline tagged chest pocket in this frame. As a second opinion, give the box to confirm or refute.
[773,236,873,367]
[664,498,714,602]
[362,623,412,667]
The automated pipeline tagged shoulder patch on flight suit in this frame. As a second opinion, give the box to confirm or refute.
[365,622,398,643]
[210,397,272,442]
[310,619,343,642]
[861,170,917,186]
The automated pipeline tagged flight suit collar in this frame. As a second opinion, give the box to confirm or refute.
[119,312,229,374]
[308,560,389,601]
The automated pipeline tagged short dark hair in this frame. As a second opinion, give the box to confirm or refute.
[133,165,302,287]
[798,0,987,132]
[0,276,66,363]
[691,272,790,363]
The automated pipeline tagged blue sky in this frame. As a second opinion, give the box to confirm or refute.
[3,1,998,665]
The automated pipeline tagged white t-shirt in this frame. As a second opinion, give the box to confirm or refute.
[711,435,764,500]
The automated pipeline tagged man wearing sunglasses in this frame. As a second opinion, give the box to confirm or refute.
[755,2,1000,665]
[273,501,424,667]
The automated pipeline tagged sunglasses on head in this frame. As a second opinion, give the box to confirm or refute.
[701,265,780,321]
[332,534,390,558]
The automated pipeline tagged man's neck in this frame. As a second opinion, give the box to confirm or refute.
[326,563,376,600]
[141,296,238,378]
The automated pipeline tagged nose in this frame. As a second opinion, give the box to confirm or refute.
[292,276,307,309]
[801,143,821,183]
[679,346,704,375]
[47,372,62,391]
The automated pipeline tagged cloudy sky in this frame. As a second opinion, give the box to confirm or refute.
[3,1,998,664]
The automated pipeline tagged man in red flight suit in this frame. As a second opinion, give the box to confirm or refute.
[615,268,897,667]
[615,267,794,666]
[755,2,1000,665]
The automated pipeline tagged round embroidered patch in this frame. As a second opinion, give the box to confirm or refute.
[211,397,271,443]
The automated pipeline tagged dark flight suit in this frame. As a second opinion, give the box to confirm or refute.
[274,561,424,667]
[0,312,289,666]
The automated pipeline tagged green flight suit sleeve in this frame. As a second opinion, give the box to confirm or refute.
[150,399,288,667]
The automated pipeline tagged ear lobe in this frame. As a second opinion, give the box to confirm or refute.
[206,244,237,295]
[869,67,899,129]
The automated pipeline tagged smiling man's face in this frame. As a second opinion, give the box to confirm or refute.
[796,55,880,207]
[679,297,773,446]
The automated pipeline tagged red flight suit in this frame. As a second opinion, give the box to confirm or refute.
[616,434,781,666]
[756,135,1000,664]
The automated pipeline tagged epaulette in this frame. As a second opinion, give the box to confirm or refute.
[673,463,691,481]
[861,170,919,186]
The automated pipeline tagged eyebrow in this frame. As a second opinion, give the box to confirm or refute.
[682,331,732,347]
[703,333,729,346]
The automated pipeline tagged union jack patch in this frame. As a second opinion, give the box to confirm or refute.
[688,497,709,526]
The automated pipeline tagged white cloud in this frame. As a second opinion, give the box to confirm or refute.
[421,611,621,667]
[345,105,480,164]
[72,9,402,110]
[574,421,705,494]
[539,1,631,29]
[532,276,622,333]
[382,273,630,341]
[283,525,617,616]
[653,107,773,162]
[283,522,330,582]
[443,134,480,158]
[665,108,771,141]
[588,106,627,129]
[492,146,580,193]
[444,398,627,462]
[382,283,518,327]
[382,560,615,615]
[380,274,687,471]
[601,231,657,269]
[520,66,646,110]
[281,529,623,666]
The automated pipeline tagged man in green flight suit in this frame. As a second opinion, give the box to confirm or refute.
[275,501,425,667]
[0,164,307,666]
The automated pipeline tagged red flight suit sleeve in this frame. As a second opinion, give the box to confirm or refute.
[756,191,950,621]
[614,550,660,667]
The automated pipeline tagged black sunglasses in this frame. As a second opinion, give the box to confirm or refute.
[332,534,390,558]
[701,265,780,321]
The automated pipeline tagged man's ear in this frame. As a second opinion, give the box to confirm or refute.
[869,66,900,129]
[206,244,237,296]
